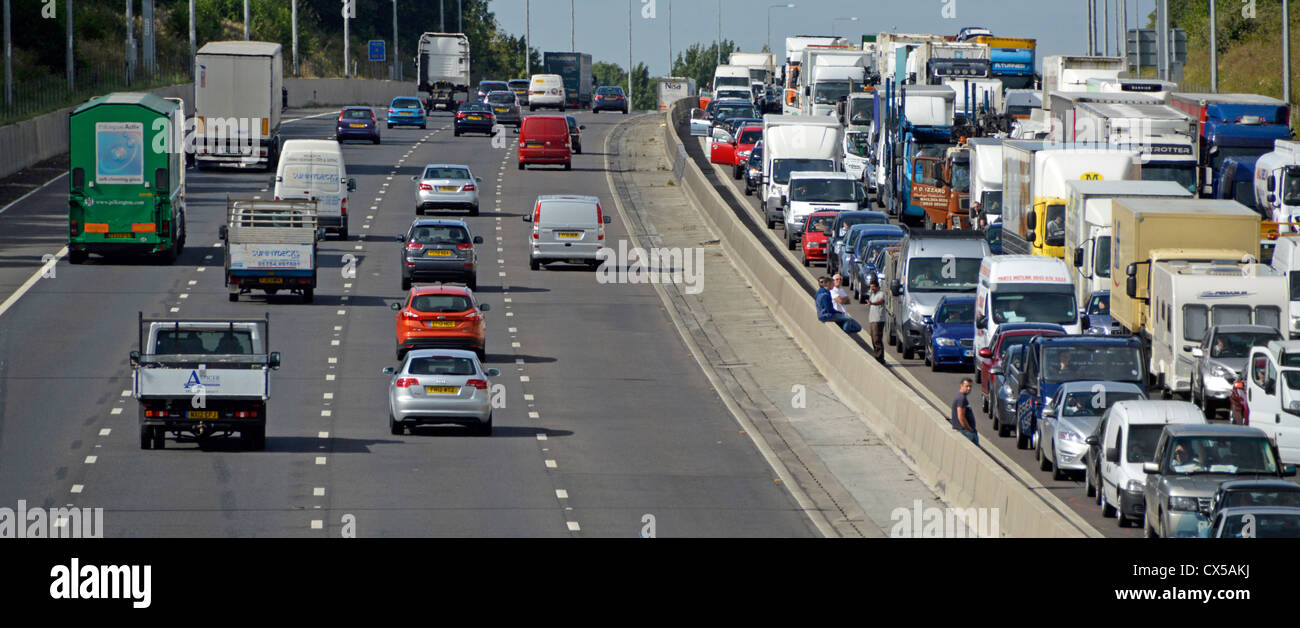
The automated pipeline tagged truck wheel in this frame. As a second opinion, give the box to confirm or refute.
[228,292,239,302]
[564,161,571,171]
[339,227,349,240]
[303,288,314,303]
[140,427,152,450]
[246,426,266,451]
[68,249,88,264]
[1015,426,1030,450]
[152,428,165,450]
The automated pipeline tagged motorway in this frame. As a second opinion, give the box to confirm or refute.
[683,121,1139,538]
[0,108,820,537]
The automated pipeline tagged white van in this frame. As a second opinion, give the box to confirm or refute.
[1270,235,1300,339]
[528,74,566,111]
[272,140,355,239]
[1096,400,1206,527]
[973,255,1081,359]
[1244,340,1300,463]
[523,194,612,270]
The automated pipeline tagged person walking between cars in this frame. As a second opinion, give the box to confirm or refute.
[951,378,979,446]
[816,276,862,334]
[867,280,886,361]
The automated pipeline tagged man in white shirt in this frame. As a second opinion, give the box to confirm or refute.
[831,274,851,315]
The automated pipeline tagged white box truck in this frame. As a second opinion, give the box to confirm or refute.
[798,47,870,117]
[730,52,777,85]
[968,138,1004,226]
[1040,55,1124,112]
[194,41,284,170]
[761,115,842,229]
[657,77,696,111]
[416,32,471,112]
[1255,139,1300,231]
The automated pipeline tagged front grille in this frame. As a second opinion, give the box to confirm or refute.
[1198,497,1212,512]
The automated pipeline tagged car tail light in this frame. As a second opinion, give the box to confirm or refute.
[70,220,79,236]
[417,110,424,115]
[464,311,480,320]
[402,310,420,320]
[341,197,347,215]
[457,112,467,119]
[395,378,418,388]
[420,183,433,191]
[405,242,424,250]
[388,108,395,114]
[532,230,539,239]
[466,379,488,390]
[462,184,476,192]
[456,243,473,250]
[533,201,542,224]
[338,112,345,122]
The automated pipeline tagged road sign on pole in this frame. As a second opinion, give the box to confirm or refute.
[369,40,386,62]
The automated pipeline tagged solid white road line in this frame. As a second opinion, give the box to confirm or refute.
[0,246,65,320]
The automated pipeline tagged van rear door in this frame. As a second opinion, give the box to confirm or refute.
[279,151,343,219]
[537,200,599,257]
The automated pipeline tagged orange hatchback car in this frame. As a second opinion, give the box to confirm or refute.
[392,285,489,360]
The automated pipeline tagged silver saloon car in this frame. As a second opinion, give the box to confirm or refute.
[384,349,499,436]
[1038,380,1146,480]
[414,164,482,215]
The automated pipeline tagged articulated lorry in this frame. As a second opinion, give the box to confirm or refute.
[194,41,283,170]
[1086,77,1177,103]
[219,198,320,303]
[657,77,696,111]
[1169,93,1291,199]
[416,32,471,112]
[67,93,188,265]
[782,36,850,114]
[1063,179,1193,309]
[1001,141,1141,258]
[1255,140,1300,230]
[1062,101,1200,195]
[543,52,594,109]
[1040,55,1124,113]
[970,35,1037,91]
[921,42,991,86]
[882,82,956,227]
[131,314,281,450]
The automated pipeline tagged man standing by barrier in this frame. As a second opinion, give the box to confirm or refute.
[867,280,886,361]
[816,276,861,334]
[951,378,978,445]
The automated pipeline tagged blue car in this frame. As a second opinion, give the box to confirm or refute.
[1082,290,1120,335]
[387,96,427,129]
[1014,334,1146,451]
[923,296,976,371]
[827,210,890,274]
[837,223,902,282]
[986,223,1003,254]
[851,235,903,300]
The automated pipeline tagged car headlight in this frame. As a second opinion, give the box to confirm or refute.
[1211,365,1230,379]
[1126,480,1145,493]
[1058,430,1083,444]
[999,384,1013,400]
[1169,496,1199,512]
[936,337,956,347]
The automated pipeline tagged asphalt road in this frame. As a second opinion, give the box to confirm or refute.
[688,125,1142,538]
[0,107,819,538]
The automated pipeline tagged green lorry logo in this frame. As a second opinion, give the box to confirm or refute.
[95,122,144,185]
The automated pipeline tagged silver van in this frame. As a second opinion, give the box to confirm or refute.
[523,195,612,270]
[887,230,989,360]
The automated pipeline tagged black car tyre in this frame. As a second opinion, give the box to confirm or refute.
[390,414,404,436]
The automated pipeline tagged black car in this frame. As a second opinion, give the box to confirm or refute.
[593,86,629,113]
[336,106,380,144]
[476,80,509,101]
[564,115,586,154]
[400,219,484,291]
[454,102,496,136]
[744,144,764,196]
[508,79,531,105]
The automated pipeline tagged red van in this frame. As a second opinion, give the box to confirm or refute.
[518,116,572,170]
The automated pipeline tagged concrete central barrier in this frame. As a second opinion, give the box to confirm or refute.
[0,78,419,181]
[662,100,1091,538]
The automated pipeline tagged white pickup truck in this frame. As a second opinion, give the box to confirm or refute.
[219,197,320,302]
[131,314,281,450]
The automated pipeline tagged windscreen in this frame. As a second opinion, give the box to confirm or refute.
[950,161,970,192]
[1141,164,1198,195]
[806,214,837,234]
[1165,436,1279,475]
[409,225,470,245]
[935,301,975,324]
[596,86,624,96]
[1284,169,1300,206]
[715,104,756,120]
[1221,489,1300,509]
[981,191,1002,216]
[392,98,422,109]
[1059,390,1144,417]
[991,290,1077,326]
[738,129,763,144]
[772,159,834,185]
[1218,513,1300,538]
[813,81,854,104]
[906,257,982,292]
[487,92,515,104]
[1212,332,1282,358]
[846,133,871,157]
[343,109,372,119]
[154,329,258,355]
[1094,236,1111,278]
[790,179,857,202]
[407,356,477,375]
[422,167,470,180]
[410,294,472,313]
[1086,292,1110,316]
[539,201,597,225]
[1041,345,1143,383]
[714,76,750,89]
[1044,202,1066,247]
[849,99,873,125]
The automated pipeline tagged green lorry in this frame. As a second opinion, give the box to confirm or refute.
[67,92,187,264]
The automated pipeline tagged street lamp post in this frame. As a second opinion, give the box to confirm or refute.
[393,0,399,81]
[831,16,857,37]
[628,0,633,109]
[767,4,795,57]
[525,0,530,76]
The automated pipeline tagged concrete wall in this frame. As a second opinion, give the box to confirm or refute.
[662,100,1091,538]
[0,79,418,180]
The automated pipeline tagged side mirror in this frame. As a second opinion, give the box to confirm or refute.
[978,348,992,359]
[603,216,612,224]
[922,315,934,326]
[347,178,357,192]
[1126,275,1138,299]
[411,175,420,181]
[990,367,1003,376]
[479,303,490,311]
[218,225,228,240]
[1105,447,1120,463]
[1270,194,1277,204]
[1142,462,1160,475]
[1043,406,1057,418]
[485,368,501,377]
[382,366,396,375]
[473,236,484,244]
[1269,176,1276,192]
[1080,315,1090,330]
[522,215,532,222]
[1285,465,1298,478]
[890,279,902,296]
[269,351,281,370]
[317,227,327,240]
[579,125,586,130]
[1190,347,1203,357]
[268,177,277,189]
[1073,247,1084,268]
[1086,435,1099,446]
[977,315,987,329]
[1026,212,1036,231]
[129,350,141,366]
[476,177,483,183]
[391,302,401,310]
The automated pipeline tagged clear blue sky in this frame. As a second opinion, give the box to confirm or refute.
[486,0,1157,76]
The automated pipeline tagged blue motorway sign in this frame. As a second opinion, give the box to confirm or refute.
[368,40,386,62]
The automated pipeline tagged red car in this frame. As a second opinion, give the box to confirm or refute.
[801,211,840,267]
[710,124,763,179]
[393,285,489,360]
[518,115,571,170]
[977,324,1067,411]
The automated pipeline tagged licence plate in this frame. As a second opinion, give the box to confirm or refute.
[188,411,218,419]
[426,386,459,394]
[437,186,458,192]
[106,233,134,239]
[426,249,451,257]
[495,108,508,112]
[349,123,366,128]
[527,143,544,148]
[557,232,581,239]
[468,116,482,120]
[427,321,456,328]
[261,277,283,284]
